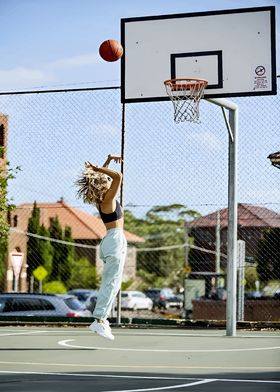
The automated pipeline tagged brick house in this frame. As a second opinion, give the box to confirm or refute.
[188,203,280,273]
[8,199,144,292]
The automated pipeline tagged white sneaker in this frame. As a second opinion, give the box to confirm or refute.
[89,320,114,340]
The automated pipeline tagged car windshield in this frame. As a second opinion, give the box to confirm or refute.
[0,298,6,313]
[162,289,174,297]
[64,297,84,310]
[145,290,160,296]
[74,293,90,302]
[133,293,145,298]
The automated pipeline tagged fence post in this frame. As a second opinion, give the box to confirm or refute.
[237,240,246,321]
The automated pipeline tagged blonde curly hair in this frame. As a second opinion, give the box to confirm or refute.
[75,162,110,205]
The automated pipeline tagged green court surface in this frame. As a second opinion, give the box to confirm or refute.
[0,326,279,391]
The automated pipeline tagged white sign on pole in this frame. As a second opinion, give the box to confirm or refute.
[237,240,246,321]
[10,252,24,280]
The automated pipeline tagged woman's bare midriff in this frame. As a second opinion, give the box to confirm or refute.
[104,218,124,230]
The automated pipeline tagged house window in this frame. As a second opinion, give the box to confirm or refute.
[13,215,18,227]
[0,124,4,158]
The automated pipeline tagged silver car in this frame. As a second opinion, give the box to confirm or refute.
[121,291,153,311]
[0,293,91,317]
[67,289,98,303]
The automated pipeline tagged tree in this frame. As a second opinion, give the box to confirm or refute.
[27,202,53,287]
[124,204,200,289]
[256,227,280,283]
[68,257,100,289]
[38,225,53,274]
[245,266,259,291]
[49,217,73,285]
[59,226,74,284]
[49,216,64,281]
[27,202,43,275]
[0,149,20,288]
[27,201,53,288]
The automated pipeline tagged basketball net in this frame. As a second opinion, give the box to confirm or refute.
[164,78,208,123]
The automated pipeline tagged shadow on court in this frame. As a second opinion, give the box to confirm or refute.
[0,371,279,392]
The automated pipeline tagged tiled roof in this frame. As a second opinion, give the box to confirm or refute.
[189,203,280,228]
[15,200,144,243]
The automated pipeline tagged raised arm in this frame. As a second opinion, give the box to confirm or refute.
[87,162,121,180]
[86,158,122,203]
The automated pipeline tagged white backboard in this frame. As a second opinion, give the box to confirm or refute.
[121,6,276,103]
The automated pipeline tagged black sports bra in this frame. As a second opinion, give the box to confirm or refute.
[99,200,123,223]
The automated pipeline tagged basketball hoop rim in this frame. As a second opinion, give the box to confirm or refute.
[164,78,208,90]
[163,77,209,123]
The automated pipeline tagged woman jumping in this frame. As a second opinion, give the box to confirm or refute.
[76,154,126,340]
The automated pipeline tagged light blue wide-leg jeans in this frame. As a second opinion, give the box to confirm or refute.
[92,228,127,320]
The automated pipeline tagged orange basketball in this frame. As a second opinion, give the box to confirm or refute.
[99,39,123,62]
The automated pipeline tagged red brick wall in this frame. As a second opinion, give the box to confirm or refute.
[192,299,280,321]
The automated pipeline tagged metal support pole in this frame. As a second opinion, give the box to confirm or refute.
[116,102,126,325]
[184,222,190,268]
[226,107,238,336]
[215,210,221,275]
[206,98,238,336]
[14,277,18,292]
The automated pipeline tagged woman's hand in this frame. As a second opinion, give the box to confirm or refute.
[108,155,123,164]
[85,161,99,171]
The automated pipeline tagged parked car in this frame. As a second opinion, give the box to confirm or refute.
[144,288,183,309]
[0,293,91,317]
[67,289,97,303]
[84,290,99,313]
[244,291,266,300]
[273,290,280,300]
[121,291,153,311]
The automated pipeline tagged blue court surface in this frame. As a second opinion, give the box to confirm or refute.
[0,326,279,391]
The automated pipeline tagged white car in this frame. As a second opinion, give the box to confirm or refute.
[121,291,153,311]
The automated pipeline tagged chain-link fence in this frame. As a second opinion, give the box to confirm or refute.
[0,79,279,322]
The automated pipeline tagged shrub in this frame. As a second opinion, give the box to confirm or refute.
[43,280,67,294]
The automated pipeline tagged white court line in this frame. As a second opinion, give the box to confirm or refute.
[0,331,47,337]
[104,379,215,392]
[0,361,279,371]
[58,339,280,353]
[0,371,279,385]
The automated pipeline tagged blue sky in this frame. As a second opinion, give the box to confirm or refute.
[1,0,279,91]
[0,0,279,219]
